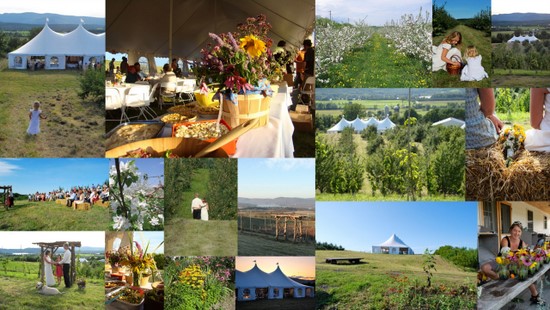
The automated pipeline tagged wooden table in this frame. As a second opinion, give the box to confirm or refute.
[478,262,550,310]
[325,257,364,264]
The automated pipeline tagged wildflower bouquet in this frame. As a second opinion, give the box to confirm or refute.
[195,14,280,99]
[106,249,127,267]
[499,124,526,163]
[119,239,160,286]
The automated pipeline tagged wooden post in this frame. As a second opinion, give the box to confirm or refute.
[264,218,267,233]
[293,217,297,242]
[275,216,279,240]
[39,247,44,283]
[283,217,287,241]
[71,245,76,284]
[299,219,303,242]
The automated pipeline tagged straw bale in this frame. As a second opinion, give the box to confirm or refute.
[466,143,550,201]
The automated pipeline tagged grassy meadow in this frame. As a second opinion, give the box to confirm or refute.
[238,231,315,256]
[324,33,430,88]
[0,276,103,310]
[433,25,492,88]
[164,218,237,256]
[492,68,550,87]
[0,59,104,157]
[0,200,110,231]
[316,250,476,310]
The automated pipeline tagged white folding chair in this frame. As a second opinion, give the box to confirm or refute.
[105,88,128,123]
[181,79,196,103]
[159,81,177,110]
[300,76,315,109]
[125,84,158,120]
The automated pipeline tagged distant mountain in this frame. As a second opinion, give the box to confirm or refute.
[238,197,315,209]
[0,246,104,255]
[316,88,465,101]
[0,12,104,26]
[492,13,550,24]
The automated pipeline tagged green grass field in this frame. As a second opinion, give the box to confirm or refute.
[0,276,103,310]
[166,168,208,220]
[237,298,315,310]
[0,200,110,231]
[238,231,315,256]
[316,100,460,118]
[316,250,476,310]
[165,218,237,257]
[0,60,104,157]
[0,260,40,280]
[433,25,492,88]
[492,68,550,87]
[321,33,430,88]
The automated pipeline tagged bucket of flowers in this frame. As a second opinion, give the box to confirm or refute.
[119,239,159,288]
[498,124,526,166]
[194,14,282,129]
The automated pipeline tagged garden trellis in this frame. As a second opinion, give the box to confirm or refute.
[33,241,81,284]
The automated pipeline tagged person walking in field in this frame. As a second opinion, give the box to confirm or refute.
[27,101,47,135]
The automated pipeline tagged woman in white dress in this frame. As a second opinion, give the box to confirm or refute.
[201,199,209,221]
[432,31,462,72]
[43,249,56,287]
[525,88,550,151]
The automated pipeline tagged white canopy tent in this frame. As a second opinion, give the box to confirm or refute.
[327,117,352,134]
[8,20,105,70]
[106,0,315,75]
[508,35,538,43]
[431,117,465,128]
[236,263,314,301]
[372,234,414,255]
[365,117,379,128]
[350,116,368,133]
[377,116,396,132]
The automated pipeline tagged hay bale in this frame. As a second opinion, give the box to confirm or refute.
[467,143,550,201]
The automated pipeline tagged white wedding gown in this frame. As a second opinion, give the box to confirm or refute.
[44,256,56,286]
[201,207,209,221]
[525,88,550,152]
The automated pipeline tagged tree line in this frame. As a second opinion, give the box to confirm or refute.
[493,41,550,72]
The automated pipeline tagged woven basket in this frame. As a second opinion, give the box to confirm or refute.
[446,55,462,75]
[222,94,271,129]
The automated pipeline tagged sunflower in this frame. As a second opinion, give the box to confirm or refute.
[239,34,266,58]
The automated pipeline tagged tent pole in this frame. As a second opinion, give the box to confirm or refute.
[169,0,173,62]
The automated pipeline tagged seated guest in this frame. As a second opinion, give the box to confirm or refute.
[124,64,142,83]
[66,190,77,207]
[73,190,86,208]
[100,186,110,203]
[160,64,177,93]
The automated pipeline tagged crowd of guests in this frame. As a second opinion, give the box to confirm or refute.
[28,184,110,207]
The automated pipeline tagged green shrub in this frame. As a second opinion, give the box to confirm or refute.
[78,65,105,103]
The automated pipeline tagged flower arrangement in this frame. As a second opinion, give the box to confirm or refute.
[194,14,280,100]
[106,249,127,267]
[498,124,526,164]
[495,246,547,281]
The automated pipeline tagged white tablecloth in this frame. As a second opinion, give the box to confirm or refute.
[106,83,150,106]
[233,84,294,158]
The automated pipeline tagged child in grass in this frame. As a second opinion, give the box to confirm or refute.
[460,45,488,81]
[27,101,47,135]
[55,255,63,285]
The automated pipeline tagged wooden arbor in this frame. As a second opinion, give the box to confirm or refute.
[274,215,306,242]
[1,186,12,210]
[33,241,81,284]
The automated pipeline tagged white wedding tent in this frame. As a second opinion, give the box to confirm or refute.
[431,117,465,128]
[507,35,538,43]
[327,116,352,134]
[106,0,315,74]
[350,116,368,133]
[327,116,396,133]
[377,117,396,132]
[8,20,105,70]
[236,263,314,301]
[372,234,414,255]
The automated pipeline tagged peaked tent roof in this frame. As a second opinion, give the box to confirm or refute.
[365,117,379,127]
[267,265,310,288]
[377,117,396,131]
[431,117,465,127]
[378,234,410,248]
[106,0,315,59]
[9,21,105,56]
[236,263,311,289]
[327,117,352,132]
[350,116,367,132]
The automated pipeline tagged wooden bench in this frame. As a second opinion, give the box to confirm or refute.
[73,202,91,211]
[478,262,550,309]
[325,257,364,264]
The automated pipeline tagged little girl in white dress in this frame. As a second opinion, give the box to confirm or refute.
[525,88,550,151]
[27,101,47,135]
[460,45,488,81]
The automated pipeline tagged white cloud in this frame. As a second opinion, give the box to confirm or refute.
[264,158,315,171]
[0,160,21,176]
[493,0,550,14]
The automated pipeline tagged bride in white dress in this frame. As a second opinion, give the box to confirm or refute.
[525,88,550,152]
[201,199,209,221]
[43,250,56,286]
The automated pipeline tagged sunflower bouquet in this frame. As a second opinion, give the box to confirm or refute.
[498,124,526,164]
[195,14,280,102]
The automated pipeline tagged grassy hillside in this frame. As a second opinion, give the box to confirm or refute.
[492,69,550,87]
[316,250,476,310]
[433,25,491,87]
[0,276,103,310]
[0,201,110,231]
[0,64,104,157]
[238,231,315,256]
[165,219,237,257]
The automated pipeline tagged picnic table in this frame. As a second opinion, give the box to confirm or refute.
[325,257,364,264]
[477,262,550,310]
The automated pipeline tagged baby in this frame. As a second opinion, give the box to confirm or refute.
[27,101,47,135]
[460,45,488,81]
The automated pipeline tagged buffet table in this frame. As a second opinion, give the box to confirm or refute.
[106,83,151,106]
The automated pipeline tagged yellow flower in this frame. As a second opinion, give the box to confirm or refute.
[239,35,266,58]
[496,257,503,264]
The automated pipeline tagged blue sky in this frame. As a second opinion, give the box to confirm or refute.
[109,158,164,188]
[317,0,431,25]
[492,0,550,15]
[316,202,477,253]
[434,0,490,19]
[0,0,104,18]
[0,231,105,249]
[0,158,108,194]
[238,159,315,199]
